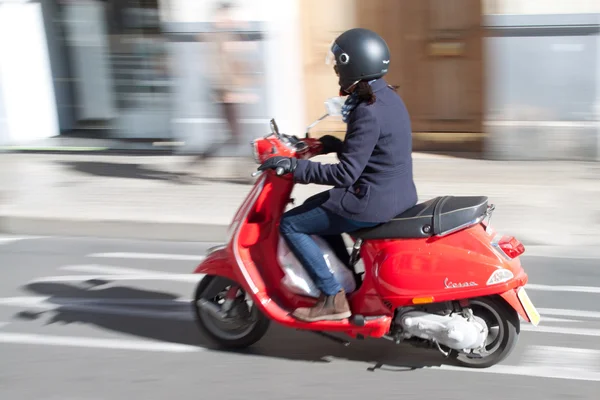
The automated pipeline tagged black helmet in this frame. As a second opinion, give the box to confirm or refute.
[326,28,390,91]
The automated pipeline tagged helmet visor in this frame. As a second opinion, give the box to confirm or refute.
[325,41,344,66]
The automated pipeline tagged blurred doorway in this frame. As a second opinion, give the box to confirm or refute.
[300,0,485,153]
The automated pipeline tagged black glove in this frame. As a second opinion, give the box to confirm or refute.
[319,135,343,155]
[257,156,297,176]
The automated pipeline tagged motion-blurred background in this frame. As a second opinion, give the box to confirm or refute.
[1,0,599,161]
[1,2,600,399]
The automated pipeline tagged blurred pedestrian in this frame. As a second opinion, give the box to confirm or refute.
[185,1,258,181]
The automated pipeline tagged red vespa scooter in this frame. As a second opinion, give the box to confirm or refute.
[192,107,540,369]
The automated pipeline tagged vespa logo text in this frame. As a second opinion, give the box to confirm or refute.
[444,278,478,289]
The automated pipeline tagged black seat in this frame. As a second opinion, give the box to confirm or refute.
[353,196,489,240]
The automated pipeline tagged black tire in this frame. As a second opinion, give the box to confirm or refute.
[193,275,270,349]
[451,295,520,369]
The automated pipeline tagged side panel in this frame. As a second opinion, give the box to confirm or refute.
[347,242,395,316]
[368,224,528,306]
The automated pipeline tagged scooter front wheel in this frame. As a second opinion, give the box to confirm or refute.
[193,275,270,349]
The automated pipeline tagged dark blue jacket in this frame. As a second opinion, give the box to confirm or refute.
[293,78,418,223]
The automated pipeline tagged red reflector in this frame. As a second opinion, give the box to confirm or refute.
[498,236,525,258]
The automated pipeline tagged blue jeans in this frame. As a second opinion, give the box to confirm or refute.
[279,193,378,296]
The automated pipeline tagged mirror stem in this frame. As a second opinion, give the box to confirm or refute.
[305,113,329,138]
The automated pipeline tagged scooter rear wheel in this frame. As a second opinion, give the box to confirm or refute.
[450,295,520,368]
[193,275,270,349]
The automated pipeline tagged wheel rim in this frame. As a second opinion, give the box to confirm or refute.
[196,284,259,341]
[457,299,505,361]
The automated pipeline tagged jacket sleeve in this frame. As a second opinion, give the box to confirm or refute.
[293,106,380,187]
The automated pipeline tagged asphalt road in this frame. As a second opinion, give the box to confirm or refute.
[1,235,599,400]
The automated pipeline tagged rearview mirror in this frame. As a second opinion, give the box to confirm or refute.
[304,96,347,138]
[324,96,345,117]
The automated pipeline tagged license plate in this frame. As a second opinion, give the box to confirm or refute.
[517,287,541,326]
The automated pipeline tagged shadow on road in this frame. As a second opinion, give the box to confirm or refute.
[57,160,186,182]
[16,280,453,372]
[56,160,255,185]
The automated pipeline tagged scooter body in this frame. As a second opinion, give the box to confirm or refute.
[192,118,540,368]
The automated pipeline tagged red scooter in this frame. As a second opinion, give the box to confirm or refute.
[192,109,541,369]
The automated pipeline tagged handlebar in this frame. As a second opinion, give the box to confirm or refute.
[251,118,323,177]
[251,166,286,177]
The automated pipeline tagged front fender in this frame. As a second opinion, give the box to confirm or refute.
[194,247,237,282]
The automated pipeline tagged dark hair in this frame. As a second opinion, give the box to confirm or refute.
[355,80,399,105]
[355,81,375,105]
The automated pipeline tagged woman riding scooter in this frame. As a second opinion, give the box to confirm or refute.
[257,28,418,322]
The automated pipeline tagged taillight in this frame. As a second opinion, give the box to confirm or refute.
[487,269,514,285]
[497,236,525,259]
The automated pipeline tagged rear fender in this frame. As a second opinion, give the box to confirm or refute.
[499,289,531,323]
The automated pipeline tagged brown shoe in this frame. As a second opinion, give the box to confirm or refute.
[291,289,351,322]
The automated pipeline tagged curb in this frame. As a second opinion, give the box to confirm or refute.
[0,216,229,243]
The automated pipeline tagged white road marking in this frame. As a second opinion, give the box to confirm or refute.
[521,345,600,371]
[0,297,192,320]
[0,296,191,307]
[538,317,584,323]
[60,264,166,276]
[539,308,600,320]
[438,345,600,382]
[3,293,600,334]
[0,332,201,353]
[526,284,600,294]
[87,252,205,261]
[0,235,44,244]
[28,273,205,284]
[521,324,600,337]
[0,238,23,245]
[523,246,600,260]
[439,364,600,382]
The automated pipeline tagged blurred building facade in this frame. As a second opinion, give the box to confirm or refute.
[0,0,598,161]
[301,0,600,161]
[0,0,304,158]
[0,0,62,146]
[300,0,485,155]
[483,0,600,161]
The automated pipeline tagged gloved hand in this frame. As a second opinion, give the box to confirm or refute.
[257,156,297,176]
[319,135,344,155]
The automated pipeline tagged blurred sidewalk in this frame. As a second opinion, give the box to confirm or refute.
[0,153,598,246]
[0,136,177,154]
